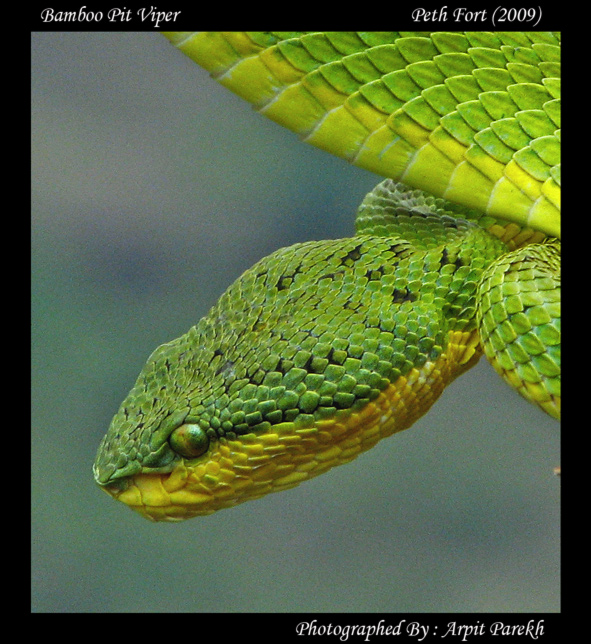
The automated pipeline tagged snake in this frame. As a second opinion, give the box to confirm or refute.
[93,32,560,522]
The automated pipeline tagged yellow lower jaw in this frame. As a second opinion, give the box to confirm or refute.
[106,331,480,521]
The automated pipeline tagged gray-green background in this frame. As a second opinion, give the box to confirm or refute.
[32,32,560,613]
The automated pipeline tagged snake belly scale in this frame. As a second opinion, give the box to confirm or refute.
[93,32,560,521]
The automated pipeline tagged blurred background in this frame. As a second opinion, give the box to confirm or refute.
[32,32,560,613]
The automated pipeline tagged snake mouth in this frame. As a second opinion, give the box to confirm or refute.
[98,463,222,522]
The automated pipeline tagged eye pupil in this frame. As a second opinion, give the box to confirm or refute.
[169,424,209,458]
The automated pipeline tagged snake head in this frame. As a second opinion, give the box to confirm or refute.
[93,212,504,521]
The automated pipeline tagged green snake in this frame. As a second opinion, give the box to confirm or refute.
[93,32,560,521]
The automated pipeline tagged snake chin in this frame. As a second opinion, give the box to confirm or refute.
[100,464,223,522]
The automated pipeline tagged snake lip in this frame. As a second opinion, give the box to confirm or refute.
[99,478,130,494]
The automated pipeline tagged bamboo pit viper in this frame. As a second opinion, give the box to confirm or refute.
[93,32,560,521]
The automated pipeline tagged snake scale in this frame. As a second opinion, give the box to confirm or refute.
[93,32,560,521]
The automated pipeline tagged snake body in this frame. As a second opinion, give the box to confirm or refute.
[93,32,560,521]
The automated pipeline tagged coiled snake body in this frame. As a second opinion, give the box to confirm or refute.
[93,32,560,521]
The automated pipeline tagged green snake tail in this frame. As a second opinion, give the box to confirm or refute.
[164,32,560,238]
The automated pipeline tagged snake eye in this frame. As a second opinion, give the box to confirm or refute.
[168,424,209,459]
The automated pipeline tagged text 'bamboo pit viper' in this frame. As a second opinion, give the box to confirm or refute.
[93,32,560,521]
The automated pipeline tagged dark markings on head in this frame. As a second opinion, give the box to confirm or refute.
[392,287,416,304]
